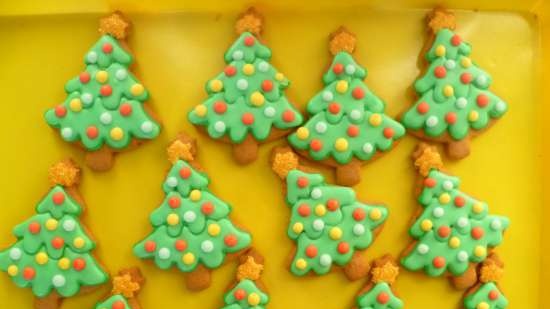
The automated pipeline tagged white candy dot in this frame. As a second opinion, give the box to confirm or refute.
[63,219,76,232]
[457,217,469,228]
[158,248,171,259]
[87,51,98,63]
[362,143,374,154]
[456,97,468,109]
[81,93,93,105]
[141,121,154,133]
[432,207,445,218]
[9,248,22,261]
[232,50,244,61]
[310,188,322,199]
[495,101,506,113]
[417,244,429,254]
[52,275,66,287]
[426,116,438,127]
[100,112,112,125]
[443,180,454,191]
[236,79,248,90]
[322,91,334,102]
[476,75,488,86]
[315,122,327,134]
[445,60,456,70]
[491,219,502,230]
[319,254,332,267]
[61,128,73,140]
[183,211,196,223]
[312,219,325,231]
[165,176,178,188]
[258,61,269,72]
[457,251,469,262]
[345,64,356,75]
[353,224,365,236]
[264,107,276,118]
[350,109,361,120]
[214,121,226,133]
[115,69,128,80]
[201,240,214,253]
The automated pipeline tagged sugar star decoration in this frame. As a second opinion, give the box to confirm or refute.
[167,140,195,164]
[112,274,141,298]
[237,256,264,281]
[371,261,399,284]
[414,144,443,177]
[99,12,130,39]
[329,27,357,55]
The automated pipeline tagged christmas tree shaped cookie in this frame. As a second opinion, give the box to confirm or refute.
[401,144,509,289]
[134,134,252,291]
[271,147,388,280]
[463,254,508,309]
[44,12,160,171]
[289,27,405,186]
[95,268,145,309]
[401,8,508,159]
[353,256,403,309]
[0,160,108,308]
[188,8,302,165]
[220,251,269,309]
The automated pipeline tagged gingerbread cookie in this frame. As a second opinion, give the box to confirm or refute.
[134,134,252,291]
[271,147,387,280]
[44,12,161,172]
[353,256,403,309]
[95,268,145,309]
[0,160,108,309]
[401,144,509,289]
[288,27,405,186]
[463,254,508,309]
[219,250,269,308]
[188,7,303,165]
[400,8,508,159]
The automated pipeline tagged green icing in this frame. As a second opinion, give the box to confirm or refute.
[289,52,404,164]
[356,282,404,309]
[401,28,507,141]
[221,279,269,309]
[95,294,132,309]
[45,34,160,151]
[401,169,509,277]
[134,160,252,272]
[285,170,387,276]
[0,187,108,298]
[464,282,508,309]
[188,32,303,143]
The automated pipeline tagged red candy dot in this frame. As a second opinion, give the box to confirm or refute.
[298,204,311,217]
[337,242,350,254]
[79,72,90,84]
[52,237,64,249]
[86,126,99,139]
[347,125,359,137]
[244,36,255,46]
[112,300,125,309]
[297,177,309,188]
[438,226,451,238]
[352,87,365,99]
[434,66,447,78]
[377,292,390,305]
[489,290,499,300]
[242,113,254,125]
[213,101,227,114]
[445,112,457,124]
[310,139,323,152]
[179,167,191,179]
[328,102,341,114]
[102,43,113,54]
[28,222,41,234]
[477,94,489,107]
[461,73,472,84]
[383,127,395,139]
[332,63,344,74]
[417,102,430,114]
[224,66,237,77]
[305,245,318,258]
[433,256,446,268]
[168,197,181,208]
[55,105,67,118]
[451,34,462,46]
[175,240,187,251]
[424,178,436,188]
[224,234,238,247]
[234,289,246,300]
[52,192,65,205]
[262,80,274,92]
[144,241,156,252]
[454,196,466,207]
[23,267,35,280]
[119,103,132,116]
[100,85,112,96]
[353,208,366,221]
[471,227,484,240]
[73,258,86,271]
[327,199,339,211]
[282,110,295,122]
[201,202,214,215]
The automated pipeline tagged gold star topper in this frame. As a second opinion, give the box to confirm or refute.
[112,273,141,298]
[237,256,264,281]
[413,143,443,177]
[480,262,504,283]
[371,260,399,285]
[271,147,299,179]
[329,26,357,56]
[167,140,195,164]
[99,11,131,40]
[49,160,80,187]
[427,7,456,33]
[235,7,264,36]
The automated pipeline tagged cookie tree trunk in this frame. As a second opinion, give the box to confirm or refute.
[85,147,115,172]
[185,265,211,291]
[336,161,362,187]
[34,292,61,309]
[446,139,470,160]
[232,135,259,165]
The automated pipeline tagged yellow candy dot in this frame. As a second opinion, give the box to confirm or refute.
[443,85,454,97]
[469,111,479,122]
[190,190,202,201]
[296,127,310,140]
[248,293,261,306]
[167,214,180,226]
[130,83,144,96]
[69,98,82,112]
[73,237,85,249]
[421,219,433,231]
[7,265,18,276]
[36,252,48,265]
[315,205,326,216]
[110,127,124,141]
[461,57,472,68]
[210,79,223,92]
[474,246,487,257]
[295,258,307,270]
[194,104,207,117]
[369,114,382,127]
[477,302,490,309]
[334,138,348,152]
[182,253,195,265]
[275,73,284,81]
[250,91,265,106]
[58,258,70,270]
[336,80,349,94]
[439,193,451,204]
[435,45,446,57]
[449,237,461,248]
[45,219,58,231]
[472,202,484,214]
[292,222,304,234]
[95,70,108,83]
[369,208,382,220]
[243,64,255,75]
[330,227,343,240]
[208,223,221,236]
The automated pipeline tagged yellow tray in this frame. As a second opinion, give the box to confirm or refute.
[0,0,548,308]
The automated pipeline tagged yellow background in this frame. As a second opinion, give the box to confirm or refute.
[0,0,548,308]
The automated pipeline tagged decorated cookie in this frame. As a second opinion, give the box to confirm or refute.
[353,256,404,309]
[288,27,404,186]
[271,147,388,280]
[463,254,508,309]
[219,250,269,309]
[0,160,108,309]
[400,144,509,289]
[95,268,145,309]
[400,8,508,159]
[44,12,160,171]
[188,7,302,165]
[134,134,252,291]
